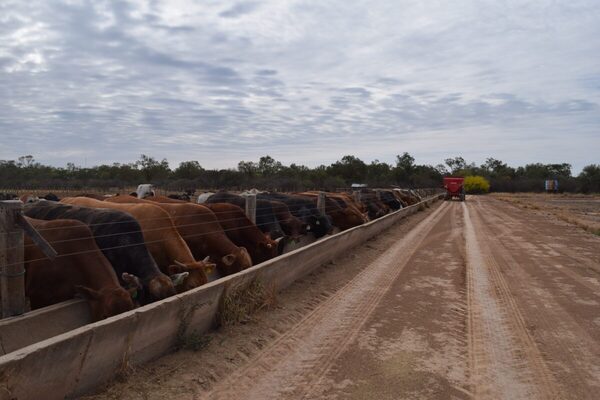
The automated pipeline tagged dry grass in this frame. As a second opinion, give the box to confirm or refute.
[494,193,600,236]
[216,278,277,327]
[555,213,600,236]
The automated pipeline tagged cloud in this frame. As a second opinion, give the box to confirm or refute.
[0,0,599,173]
[219,2,260,19]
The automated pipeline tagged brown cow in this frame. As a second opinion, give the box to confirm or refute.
[305,192,368,221]
[25,217,136,320]
[298,192,367,231]
[355,190,390,219]
[393,189,418,206]
[268,200,306,238]
[145,195,187,204]
[205,203,280,265]
[109,195,252,277]
[75,193,107,201]
[61,197,212,292]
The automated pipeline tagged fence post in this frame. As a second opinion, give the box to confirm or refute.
[245,194,257,224]
[0,200,26,318]
[353,191,361,203]
[317,192,326,216]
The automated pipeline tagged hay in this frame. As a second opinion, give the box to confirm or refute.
[216,278,277,327]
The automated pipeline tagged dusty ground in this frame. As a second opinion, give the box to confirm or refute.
[493,192,600,235]
[85,196,600,400]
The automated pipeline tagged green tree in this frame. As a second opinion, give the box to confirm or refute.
[444,156,467,174]
[173,161,204,180]
[17,155,35,168]
[394,152,415,184]
[367,160,392,186]
[237,160,258,176]
[136,154,171,181]
[257,155,283,176]
[328,155,368,184]
[578,164,600,193]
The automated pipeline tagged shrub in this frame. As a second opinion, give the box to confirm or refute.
[464,175,490,194]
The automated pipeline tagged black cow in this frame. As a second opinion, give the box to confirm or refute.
[42,193,60,201]
[167,188,195,201]
[24,201,176,304]
[257,193,333,238]
[377,190,402,210]
[206,191,285,239]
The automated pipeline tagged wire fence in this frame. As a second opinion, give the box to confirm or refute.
[0,189,437,270]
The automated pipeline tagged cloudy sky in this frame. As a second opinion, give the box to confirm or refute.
[1,0,599,172]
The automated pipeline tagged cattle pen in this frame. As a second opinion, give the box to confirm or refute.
[0,191,443,400]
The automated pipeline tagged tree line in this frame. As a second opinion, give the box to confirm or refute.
[1,154,598,193]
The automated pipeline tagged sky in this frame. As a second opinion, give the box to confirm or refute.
[1,0,599,173]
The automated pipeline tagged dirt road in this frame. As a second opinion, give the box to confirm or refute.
[88,197,600,400]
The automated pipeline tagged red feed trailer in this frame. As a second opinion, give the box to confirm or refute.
[443,177,466,201]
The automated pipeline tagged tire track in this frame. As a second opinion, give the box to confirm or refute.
[463,202,560,399]
[201,201,450,400]
[486,197,600,279]
[470,199,600,398]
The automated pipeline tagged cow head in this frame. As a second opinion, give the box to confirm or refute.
[283,219,307,237]
[307,214,333,238]
[217,247,252,276]
[20,194,39,203]
[121,272,144,306]
[76,285,135,321]
[341,208,368,229]
[238,247,253,269]
[167,258,213,292]
[252,238,280,264]
[147,274,177,302]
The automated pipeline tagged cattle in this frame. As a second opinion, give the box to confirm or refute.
[41,193,60,201]
[24,217,136,320]
[257,192,333,238]
[240,188,263,196]
[76,193,107,201]
[269,200,306,238]
[24,201,176,304]
[20,194,39,203]
[145,194,187,204]
[393,189,420,205]
[61,197,213,292]
[297,192,367,231]
[303,191,369,226]
[136,184,155,199]
[324,192,369,218]
[389,190,409,208]
[167,189,195,201]
[197,192,215,204]
[206,191,286,239]
[107,195,252,277]
[205,203,280,264]
[355,190,389,219]
[375,189,403,210]
[323,192,369,217]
